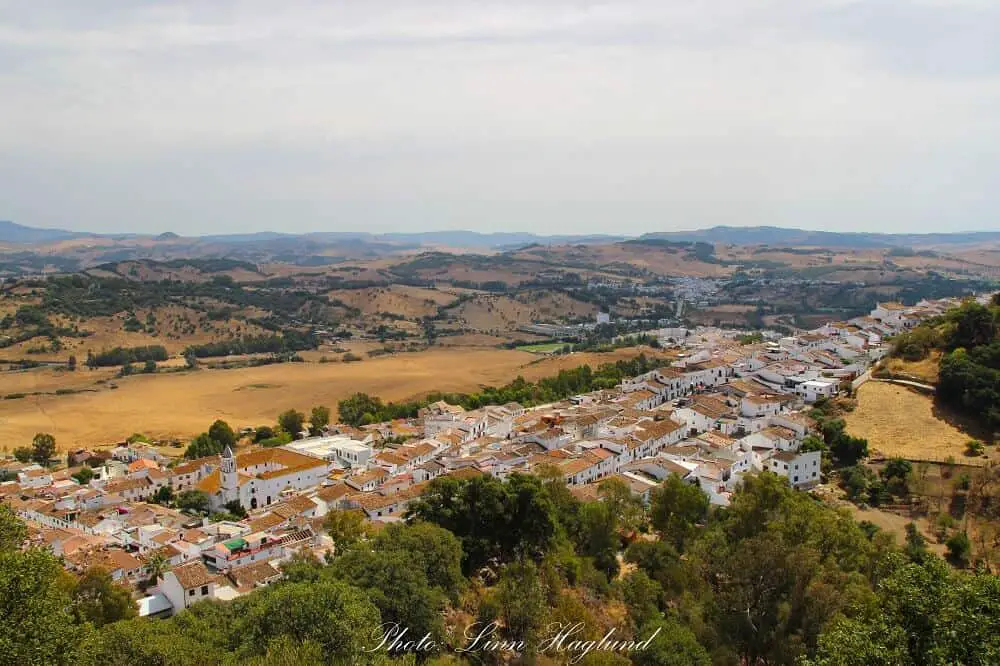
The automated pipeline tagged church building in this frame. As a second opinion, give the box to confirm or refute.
[196,446,330,512]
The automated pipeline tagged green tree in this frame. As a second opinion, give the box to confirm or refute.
[144,551,168,588]
[81,616,220,666]
[331,548,446,644]
[72,466,95,485]
[630,618,711,666]
[578,501,620,579]
[309,406,331,435]
[947,302,997,349]
[881,458,912,496]
[184,432,223,459]
[904,523,930,564]
[649,475,708,551]
[0,505,27,552]
[224,500,247,518]
[236,579,381,662]
[624,541,688,601]
[493,559,547,653]
[208,420,237,449]
[618,570,662,629]
[31,432,56,466]
[800,434,827,453]
[945,531,972,568]
[337,393,385,427]
[254,426,275,443]
[153,485,174,504]
[372,522,465,600]
[323,510,367,553]
[598,476,646,535]
[243,636,327,666]
[176,490,211,514]
[0,548,80,665]
[13,446,32,463]
[805,615,909,666]
[72,566,138,627]
[278,409,306,439]
[280,551,325,583]
[407,473,559,573]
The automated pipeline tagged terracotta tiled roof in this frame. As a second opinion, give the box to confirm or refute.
[444,467,484,481]
[560,458,595,475]
[170,561,216,589]
[247,513,287,533]
[89,548,142,573]
[315,482,351,502]
[271,494,316,518]
[227,561,281,592]
[633,418,685,442]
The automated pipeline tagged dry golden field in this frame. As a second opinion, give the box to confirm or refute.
[328,284,456,318]
[0,346,657,452]
[845,382,982,463]
[877,353,941,384]
[454,292,596,332]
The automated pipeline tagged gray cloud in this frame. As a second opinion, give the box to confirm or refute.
[0,0,997,235]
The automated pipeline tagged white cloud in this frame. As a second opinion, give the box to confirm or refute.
[0,0,997,234]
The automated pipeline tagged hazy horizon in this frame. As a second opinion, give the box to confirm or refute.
[1,1,998,236]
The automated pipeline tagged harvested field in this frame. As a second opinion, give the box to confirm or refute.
[845,382,982,464]
[0,346,656,451]
[0,366,119,394]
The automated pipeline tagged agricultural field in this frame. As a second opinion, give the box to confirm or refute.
[845,382,988,464]
[0,345,658,452]
[515,342,565,354]
[0,348,527,451]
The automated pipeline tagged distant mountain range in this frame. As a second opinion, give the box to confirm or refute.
[0,220,625,249]
[640,226,1000,248]
[0,220,91,243]
[2,219,998,250]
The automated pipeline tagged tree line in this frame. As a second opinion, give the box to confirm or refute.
[85,345,168,368]
[182,330,318,359]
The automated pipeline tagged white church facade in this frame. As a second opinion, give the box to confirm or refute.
[196,446,330,512]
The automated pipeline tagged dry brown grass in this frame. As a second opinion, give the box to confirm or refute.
[0,348,533,451]
[845,382,981,463]
[878,353,941,384]
[454,292,596,333]
[0,345,658,452]
[329,285,456,318]
[0,366,119,394]
[843,504,948,556]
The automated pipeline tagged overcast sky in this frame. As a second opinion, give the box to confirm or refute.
[0,1,997,236]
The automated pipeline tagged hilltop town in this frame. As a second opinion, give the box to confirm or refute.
[3,292,989,620]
